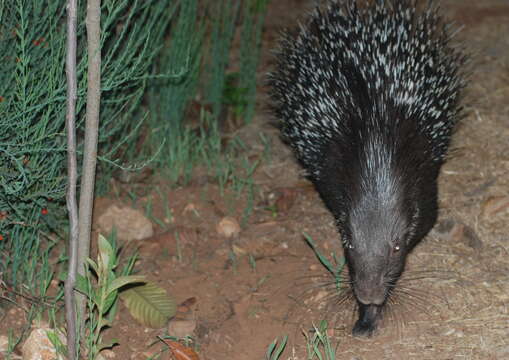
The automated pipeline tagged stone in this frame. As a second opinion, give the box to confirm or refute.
[22,328,66,360]
[167,319,197,338]
[216,216,241,238]
[97,204,154,241]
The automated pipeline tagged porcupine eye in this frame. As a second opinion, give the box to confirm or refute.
[391,244,401,256]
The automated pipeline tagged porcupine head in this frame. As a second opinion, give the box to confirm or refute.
[269,0,466,337]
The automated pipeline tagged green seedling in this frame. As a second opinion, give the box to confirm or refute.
[175,231,183,263]
[76,234,146,359]
[259,132,273,163]
[248,253,257,271]
[228,250,238,275]
[303,232,346,293]
[251,275,270,293]
[266,335,288,360]
[304,320,337,360]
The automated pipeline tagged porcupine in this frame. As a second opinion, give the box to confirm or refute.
[268,0,467,337]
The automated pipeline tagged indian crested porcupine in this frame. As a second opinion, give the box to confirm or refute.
[269,0,467,337]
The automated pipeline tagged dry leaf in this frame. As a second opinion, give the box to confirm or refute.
[179,297,197,308]
[163,340,199,360]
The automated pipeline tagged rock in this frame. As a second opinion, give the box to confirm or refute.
[216,216,241,238]
[100,349,116,358]
[97,204,153,241]
[167,319,197,338]
[22,328,66,360]
[167,297,198,338]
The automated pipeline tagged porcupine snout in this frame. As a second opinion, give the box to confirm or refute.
[353,270,386,306]
[347,250,393,306]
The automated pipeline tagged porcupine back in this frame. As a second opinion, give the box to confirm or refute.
[269,0,466,183]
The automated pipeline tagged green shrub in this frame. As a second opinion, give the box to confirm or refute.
[0,0,173,289]
[146,0,269,184]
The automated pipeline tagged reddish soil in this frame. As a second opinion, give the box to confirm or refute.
[2,0,509,359]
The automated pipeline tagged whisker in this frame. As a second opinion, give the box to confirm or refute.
[393,288,433,306]
[395,286,444,306]
[384,298,403,338]
[399,269,458,282]
[392,292,434,317]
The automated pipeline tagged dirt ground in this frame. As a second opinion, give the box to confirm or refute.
[2,0,509,359]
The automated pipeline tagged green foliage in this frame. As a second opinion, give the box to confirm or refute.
[303,233,346,294]
[120,281,176,328]
[204,0,241,117]
[266,321,338,360]
[0,0,173,290]
[146,0,203,184]
[239,0,270,124]
[266,335,288,360]
[146,0,269,184]
[77,234,146,359]
[1,329,19,359]
[0,0,269,348]
[304,320,337,360]
[46,329,68,359]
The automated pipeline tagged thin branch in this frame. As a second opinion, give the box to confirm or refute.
[64,0,79,359]
[76,0,102,337]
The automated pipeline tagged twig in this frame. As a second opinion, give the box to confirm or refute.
[64,0,79,359]
[76,0,102,338]
[0,280,56,310]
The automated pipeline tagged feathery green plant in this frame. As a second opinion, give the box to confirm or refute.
[0,0,174,291]
[146,0,269,185]
[239,0,270,124]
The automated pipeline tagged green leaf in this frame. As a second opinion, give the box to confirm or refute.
[266,341,276,359]
[98,339,119,352]
[97,317,112,331]
[98,234,114,273]
[75,274,90,296]
[86,258,99,276]
[303,232,335,274]
[266,335,288,360]
[102,289,118,315]
[120,282,176,328]
[272,335,288,360]
[45,329,67,356]
[107,275,146,295]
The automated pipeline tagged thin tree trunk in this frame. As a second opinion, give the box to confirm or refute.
[64,0,79,358]
[76,0,102,332]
